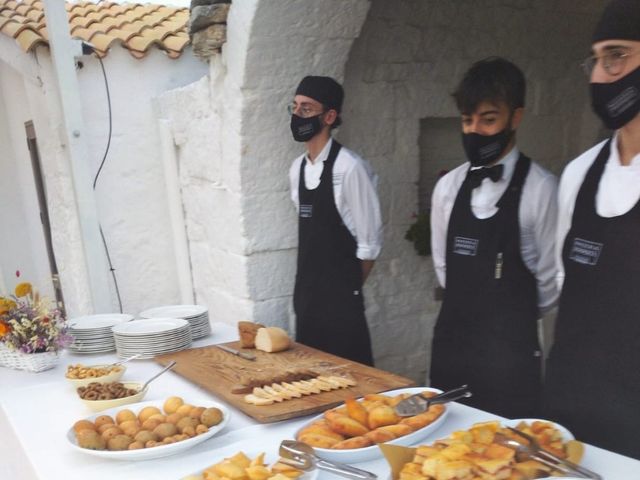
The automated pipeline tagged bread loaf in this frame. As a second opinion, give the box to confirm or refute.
[238,321,264,348]
[254,327,291,353]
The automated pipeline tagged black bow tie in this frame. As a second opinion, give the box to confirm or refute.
[467,164,504,189]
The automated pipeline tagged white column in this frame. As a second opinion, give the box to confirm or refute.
[158,119,195,305]
[41,0,112,312]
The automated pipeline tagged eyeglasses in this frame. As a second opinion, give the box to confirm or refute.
[581,49,640,77]
[287,103,325,118]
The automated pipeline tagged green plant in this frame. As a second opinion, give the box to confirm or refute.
[405,212,431,256]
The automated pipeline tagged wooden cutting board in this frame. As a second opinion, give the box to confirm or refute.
[155,341,415,423]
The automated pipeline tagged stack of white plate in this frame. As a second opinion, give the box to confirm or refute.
[112,318,192,359]
[68,314,134,354]
[139,305,211,339]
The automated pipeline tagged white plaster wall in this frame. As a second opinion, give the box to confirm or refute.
[238,0,372,330]
[339,0,608,381]
[156,0,608,383]
[0,43,207,317]
[157,0,371,328]
[74,47,208,315]
[0,64,53,298]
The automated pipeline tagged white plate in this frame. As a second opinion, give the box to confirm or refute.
[69,314,134,330]
[112,318,189,335]
[140,305,208,319]
[180,446,318,480]
[503,418,574,441]
[294,387,448,464]
[115,331,191,341]
[66,398,230,461]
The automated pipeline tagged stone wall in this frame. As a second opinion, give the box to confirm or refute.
[162,0,608,383]
[340,0,608,381]
[159,0,372,328]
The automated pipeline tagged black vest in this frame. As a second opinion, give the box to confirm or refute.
[293,140,373,365]
[430,155,541,418]
[545,139,640,459]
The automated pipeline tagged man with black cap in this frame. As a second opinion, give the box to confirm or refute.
[545,0,640,459]
[430,58,558,418]
[288,76,382,365]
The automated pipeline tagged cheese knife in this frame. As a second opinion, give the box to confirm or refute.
[216,344,257,361]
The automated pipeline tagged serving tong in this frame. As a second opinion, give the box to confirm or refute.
[279,440,377,480]
[394,385,472,417]
[496,427,602,479]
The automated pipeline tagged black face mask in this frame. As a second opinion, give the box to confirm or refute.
[591,65,640,130]
[462,127,514,167]
[290,113,323,142]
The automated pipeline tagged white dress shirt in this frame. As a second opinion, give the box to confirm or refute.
[289,138,383,260]
[557,133,640,289]
[431,146,559,313]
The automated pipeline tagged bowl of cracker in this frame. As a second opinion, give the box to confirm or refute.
[65,363,126,389]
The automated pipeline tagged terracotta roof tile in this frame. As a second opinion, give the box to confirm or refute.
[107,27,137,43]
[25,9,43,22]
[162,33,188,52]
[15,26,44,51]
[14,4,29,15]
[0,1,197,59]
[1,19,29,37]
[1,9,19,19]
[0,16,11,30]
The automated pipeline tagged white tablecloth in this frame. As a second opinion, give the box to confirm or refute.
[1,322,637,480]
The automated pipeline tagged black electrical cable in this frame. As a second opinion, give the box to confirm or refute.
[93,53,123,313]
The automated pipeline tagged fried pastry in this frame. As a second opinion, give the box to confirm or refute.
[364,428,396,444]
[375,423,413,437]
[367,405,400,429]
[297,421,345,441]
[345,397,369,426]
[332,436,373,449]
[298,432,341,449]
[326,415,370,437]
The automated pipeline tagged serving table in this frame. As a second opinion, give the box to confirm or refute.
[1,322,638,480]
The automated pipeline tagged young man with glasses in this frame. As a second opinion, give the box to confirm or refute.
[288,76,382,365]
[544,0,640,459]
[429,58,558,418]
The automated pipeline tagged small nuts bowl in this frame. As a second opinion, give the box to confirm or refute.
[65,364,126,389]
[78,382,148,412]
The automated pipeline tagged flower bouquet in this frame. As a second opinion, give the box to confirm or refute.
[0,281,71,372]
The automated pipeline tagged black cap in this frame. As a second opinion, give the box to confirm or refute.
[295,76,344,112]
[593,0,640,43]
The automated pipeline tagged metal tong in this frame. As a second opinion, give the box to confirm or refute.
[497,427,602,479]
[394,385,472,417]
[279,440,377,480]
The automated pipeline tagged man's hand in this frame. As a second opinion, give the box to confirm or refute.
[362,260,375,283]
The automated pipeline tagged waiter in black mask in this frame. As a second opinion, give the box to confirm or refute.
[430,58,558,417]
[288,76,382,365]
[545,0,640,459]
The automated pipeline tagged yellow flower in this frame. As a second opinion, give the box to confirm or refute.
[0,298,16,314]
[14,282,32,298]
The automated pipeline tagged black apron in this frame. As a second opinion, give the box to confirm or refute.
[293,140,374,366]
[430,155,541,418]
[544,139,640,459]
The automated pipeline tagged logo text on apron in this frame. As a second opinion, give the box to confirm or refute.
[568,237,604,266]
[453,236,479,256]
[299,204,313,218]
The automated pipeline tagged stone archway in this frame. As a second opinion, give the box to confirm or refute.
[159,1,371,333]
[166,0,608,382]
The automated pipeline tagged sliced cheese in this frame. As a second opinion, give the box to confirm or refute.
[244,394,274,406]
